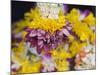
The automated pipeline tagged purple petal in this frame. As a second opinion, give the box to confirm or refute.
[44,53,51,58]
[67,58,73,62]
[43,45,50,51]
[62,28,70,36]
[47,39,50,43]
[38,40,43,46]
[29,30,37,37]
[83,10,90,17]
[63,4,68,15]
[45,33,50,39]
[38,36,44,39]
[80,10,90,20]
[58,32,63,36]
[24,27,32,32]
[51,44,57,49]
[37,47,42,54]
[30,40,37,47]
[11,68,17,72]
[37,32,42,36]
[37,29,45,35]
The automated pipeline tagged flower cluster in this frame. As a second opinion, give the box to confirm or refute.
[24,24,71,54]
[11,3,96,74]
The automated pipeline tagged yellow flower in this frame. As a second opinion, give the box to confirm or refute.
[59,50,72,59]
[51,46,72,71]
[51,47,72,60]
[65,8,95,41]
[23,7,67,34]
[69,41,86,57]
[51,50,59,59]
[18,59,41,73]
[56,59,69,71]
[90,33,96,44]
[66,8,80,24]
[12,42,25,53]
[73,22,93,41]
[12,42,27,63]
[24,7,41,21]
[12,48,42,73]
[14,20,28,33]
[83,12,96,26]
[29,17,66,34]
[68,35,75,42]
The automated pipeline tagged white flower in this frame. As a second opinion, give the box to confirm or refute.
[75,42,96,70]
[41,56,56,72]
[37,3,63,19]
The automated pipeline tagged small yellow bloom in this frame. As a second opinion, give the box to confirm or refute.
[18,60,41,73]
[90,33,96,44]
[56,59,69,71]
[14,20,28,33]
[73,22,93,41]
[68,35,74,42]
[69,41,86,57]
[51,50,59,59]
[66,8,80,24]
[51,47,72,59]
[83,13,96,26]
[59,50,72,59]
[12,42,27,63]
[24,7,41,21]
[12,42,25,53]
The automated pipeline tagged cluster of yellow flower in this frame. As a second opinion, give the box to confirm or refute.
[66,9,95,42]
[11,4,96,74]
[24,8,66,34]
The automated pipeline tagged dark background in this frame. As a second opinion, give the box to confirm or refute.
[11,1,96,23]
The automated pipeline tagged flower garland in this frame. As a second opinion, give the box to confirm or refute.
[11,3,96,74]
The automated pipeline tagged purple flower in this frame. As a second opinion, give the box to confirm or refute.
[41,54,56,72]
[63,4,68,15]
[25,22,71,54]
[80,10,90,20]
[82,10,90,17]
